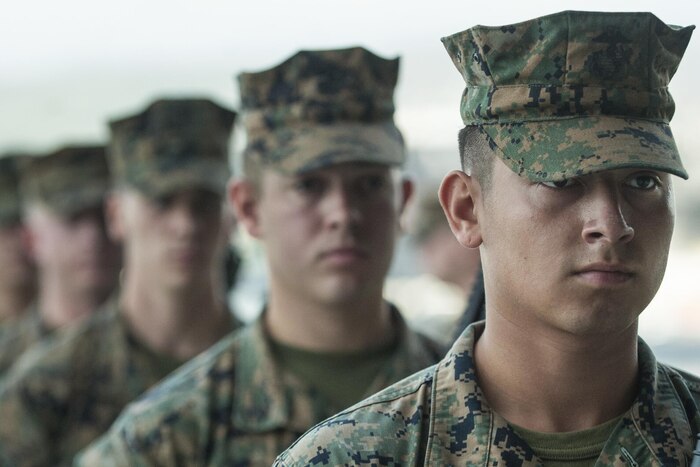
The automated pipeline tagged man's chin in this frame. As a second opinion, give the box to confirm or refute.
[161,271,207,292]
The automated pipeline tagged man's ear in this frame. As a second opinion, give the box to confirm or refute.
[105,193,125,243]
[398,177,414,216]
[228,178,262,239]
[438,170,482,248]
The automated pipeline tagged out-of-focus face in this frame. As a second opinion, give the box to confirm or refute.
[420,225,480,291]
[234,162,409,308]
[112,188,226,291]
[26,203,121,298]
[472,158,675,337]
[0,223,34,291]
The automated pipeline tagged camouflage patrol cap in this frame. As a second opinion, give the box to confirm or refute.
[0,154,25,226]
[238,46,405,175]
[19,145,110,217]
[109,98,236,196]
[442,11,695,181]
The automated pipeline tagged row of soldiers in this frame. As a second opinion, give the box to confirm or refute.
[1,9,700,467]
[0,41,450,466]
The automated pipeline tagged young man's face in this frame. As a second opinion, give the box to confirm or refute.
[26,204,121,297]
[476,158,674,336]
[237,162,409,307]
[111,188,227,291]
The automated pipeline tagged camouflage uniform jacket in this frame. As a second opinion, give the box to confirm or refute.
[74,306,445,466]
[276,322,700,466]
[0,299,237,467]
[0,305,49,376]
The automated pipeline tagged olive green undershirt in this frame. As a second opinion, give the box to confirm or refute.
[510,415,623,467]
[270,338,399,409]
[126,331,186,378]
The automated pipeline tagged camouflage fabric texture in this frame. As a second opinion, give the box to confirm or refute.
[0,304,50,377]
[74,306,444,466]
[0,299,237,467]
[238,46,405,175]
[109,98,236,197]
[276,322,700,466]
[0,154,25,226]
[19,145,110,217]
[442,11,695,182]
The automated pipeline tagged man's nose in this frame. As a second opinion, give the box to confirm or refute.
[581,186,635,245]
[324,185,361,230]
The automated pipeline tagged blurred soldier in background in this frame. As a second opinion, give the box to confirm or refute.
[0,145,119,375]
[0,154,35,328]
[276,11,700,465]
[386,189,482,345]
[0,98,239,466]
[412,194,481,296]
[76,47,444,466]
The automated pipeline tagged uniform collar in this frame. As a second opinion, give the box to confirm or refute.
[233,304,440,433]
[426,323,696,466]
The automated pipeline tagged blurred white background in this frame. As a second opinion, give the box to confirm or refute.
[1,0,698,371]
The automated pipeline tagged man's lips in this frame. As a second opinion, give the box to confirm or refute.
[168,247,203,263]
[319,247,369,264]
[574,262,635,285]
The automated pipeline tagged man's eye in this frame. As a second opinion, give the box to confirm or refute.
[152,194,175,210]
[357,175,387,192]
[294,177,325,194]
[626,174,660,190]
[541,178,575,188]
[192,193,223,216]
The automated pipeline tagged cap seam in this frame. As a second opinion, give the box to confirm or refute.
[467,114,670,125]
[515,160,687,180]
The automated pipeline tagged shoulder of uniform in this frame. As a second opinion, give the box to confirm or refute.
[659,363,700,407]
[278,364,436,464]
[0,312,118,409]
[103,329,243,450]
[360,362,436,407]
[1,323,81,383]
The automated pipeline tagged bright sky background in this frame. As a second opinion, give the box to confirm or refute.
[2,0,699,358]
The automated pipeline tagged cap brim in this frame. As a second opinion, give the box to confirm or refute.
[127,160,230,197]
[46,183,108,217]
[245,121,405,175]
[480,116,687,181]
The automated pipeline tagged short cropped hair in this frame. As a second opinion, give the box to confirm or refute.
[458,126,495,192]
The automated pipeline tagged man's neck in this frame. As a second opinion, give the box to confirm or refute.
[265,287,394,353]
[38,275,106,330]
[119,273,231,361]
[474,310,639,433]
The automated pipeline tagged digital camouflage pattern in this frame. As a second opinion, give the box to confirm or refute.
[0,299,238,467]
[0,305,50,376]
[276,323,700,466]
[109,98,236,197]
[74,307,444,466]
[0,154,25,226]
[442,11,695,182]
[238,47,405,175]
[19,145,110,217]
